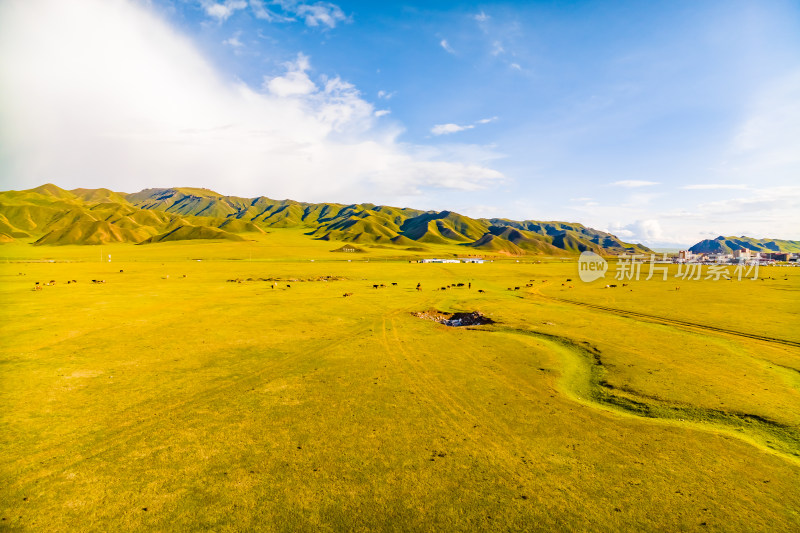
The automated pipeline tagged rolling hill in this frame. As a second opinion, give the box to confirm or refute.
[689,236,800,254]
[0,184,652,254]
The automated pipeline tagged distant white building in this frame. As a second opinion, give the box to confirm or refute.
[419,258,461,263]
[733,248,750,260]
[678,250,693,262]
[461,258,485,264]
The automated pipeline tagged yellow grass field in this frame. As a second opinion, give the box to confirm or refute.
[2,233,799,531]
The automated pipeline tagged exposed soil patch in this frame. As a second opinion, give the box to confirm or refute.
[413,310,495,327]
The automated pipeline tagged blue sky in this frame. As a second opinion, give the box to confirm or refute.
[1,0,798,246]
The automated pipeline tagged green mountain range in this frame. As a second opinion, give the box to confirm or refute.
[689,236,800,254]
[0,184,652,255]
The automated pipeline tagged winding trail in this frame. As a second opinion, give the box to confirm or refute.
[494,326,800,465]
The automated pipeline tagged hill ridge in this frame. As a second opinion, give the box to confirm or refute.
[0,184,651,254]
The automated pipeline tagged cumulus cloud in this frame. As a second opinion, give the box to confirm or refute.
[263,53,316,96]
[610,180,660,188]
[609,219,664,242]
[474,11,489,23]
[0,0,502,202]
[201,0,248,21]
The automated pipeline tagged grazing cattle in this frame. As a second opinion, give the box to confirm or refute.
[343,293,353,297]
[675,286,680,291]
[286,284,291,288]
[119,269,124,273]
[391,282,397,286]
[622,283,628,287]
[33,285,42,291]
[514,287,520,290]
[477,289,485,293]
[456,283,464,287]
[373,284,379,289]
[416,285,422,291]
[566,279,572,282]
[468,283,471,289]
[441,287,447,291]
[610,284,617,288]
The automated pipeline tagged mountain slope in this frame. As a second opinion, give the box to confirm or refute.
[689,236,800,254]
[1,184,652,254]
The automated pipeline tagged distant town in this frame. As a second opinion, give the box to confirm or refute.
[410,249,799,267]
[676,249,798,265]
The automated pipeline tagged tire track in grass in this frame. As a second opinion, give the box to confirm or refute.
[531,290,800,349]
[12,316,380,488]
[380,314,575,496]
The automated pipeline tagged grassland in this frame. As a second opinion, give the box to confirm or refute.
[1,232,799,531]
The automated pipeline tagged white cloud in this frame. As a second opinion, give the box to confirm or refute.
[374,110,390,117]
[610,180,660,188]
[440,39,455,54]
[201,0,247,21]
[723,70,800,183]
[0,0,502,203]
[431,117,498,136]
[249,0,292,22]
[249,1,347,28]
[263,53,316,96]
[609,219,664,242]
[431,123,474,135]
[377,90,395,100]
[510,62,522,71]
[293,1,347,28]
[222,32,244,47]
[474,11,489,23]
[681,184,748,190]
